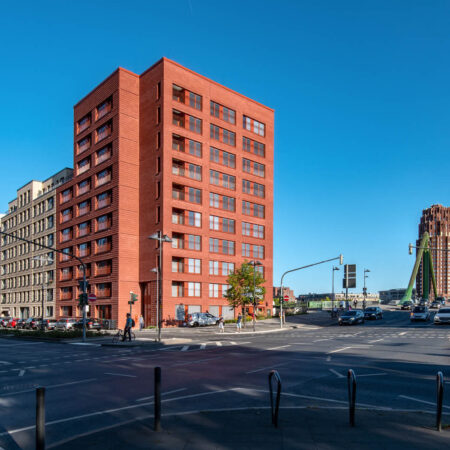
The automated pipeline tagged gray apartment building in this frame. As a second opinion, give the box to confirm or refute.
[0,168,73,319]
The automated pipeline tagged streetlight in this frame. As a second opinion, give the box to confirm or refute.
[332,266,340,316]
[148,231,172,342]
[363,269,370,309]
[32,255,54,330]
[249,260,262,332]
[279,254,343,328]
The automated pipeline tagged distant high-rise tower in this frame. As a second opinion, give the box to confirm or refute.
[417,204,450,298]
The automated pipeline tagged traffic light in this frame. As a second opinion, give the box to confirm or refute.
[78,293,88,307]
[130,292,138,303]
[79,280,90,292]
[409,244,413,255]
[339,254,344,265]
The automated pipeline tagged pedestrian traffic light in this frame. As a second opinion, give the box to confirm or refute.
[78,293,88,307]
[130,292,138,303]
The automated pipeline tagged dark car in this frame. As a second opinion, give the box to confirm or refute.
[73,317,103,330]
[15,319,26,329]
[400,301,413,310]
[418,299,429,307]
[338,310,365,326]
[24,318,40,330]
[364,307,383,320]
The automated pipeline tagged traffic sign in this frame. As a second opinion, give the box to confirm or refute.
[88,293,97,302]
[284,294,290,302]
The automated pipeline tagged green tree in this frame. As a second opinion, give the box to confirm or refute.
[225,262,266,326]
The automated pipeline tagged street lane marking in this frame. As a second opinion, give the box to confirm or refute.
[18,370,25,377]
[368,339,384,343]
[327,347,351,354]
[0,361,12,366]
[313,339,330,342]
[246,362,290,374]
[136,388,187,402]
[215,341,222,346]
[181,346,189,351]
[266,345,291,351]
[200,343,206,349]
[104,373,137,378]
[329,369,344,378]
[0,378,97,397]
[229,341,237,345]
[172,356,222,367]
[398,332,407,336]
[357,373,387,378]
[399,395,450,409]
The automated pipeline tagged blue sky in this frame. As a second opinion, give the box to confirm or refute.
[1,0,449,294]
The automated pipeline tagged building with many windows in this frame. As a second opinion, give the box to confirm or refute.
[56,57,273,326]
[0,168,73,318]
[416,204,450,299]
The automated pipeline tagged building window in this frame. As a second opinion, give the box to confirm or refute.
[96,146,112,165]
[188,282,201,297]
[172,209,184,225]
[222,218,235,233]
[209,215,219,230]
[242,201,264,218]
[97,214,111,231]
[188,139,202,157]
[97,168,112,186]
[97,191,111,209]
[172,281,184,297]
[209,193,219,208]
[96,122,112,142]
[209,260,219,275]
[78,200,90,216]
[97,98,112,120]
[61,227,72,242]
[253,245,264,259]
[243,115,265,137]
[209,238,219,253]
[210,101,236,124]
[188,188,201,204]
[77,114,91,134]
[78,221,90,237]
[222,240,235,255]
[222,262,234,276]
[61,207,72,222]
[78,242,90,257]
[243,179,265,197]
[172,257,184,273]
[187,234,201,250]
[188,211,201,227]
[77,179,90,196]
[243,136,265,157]
[61,188,72,203]
[77,136,91,154]
[209,283,219,298]
[189,116,202,134]
[242,243,251,257]
[187,258,201,274]
[188,163,202,181]
[77,157,90,175]
[189,92,202,110]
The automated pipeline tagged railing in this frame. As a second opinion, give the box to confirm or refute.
[78,121,90,134]
[78,184,90,195]
[97,220,111,231]
[96,244,111,254]
[77,164,90,175]
[96,151,111,165]
[347,369,356,426]
[97,174,111,186]
[97,198,111,209]
[60,291,73,300]
[97,104,111,120]
[268,370,282,428]
[96,266,112,276]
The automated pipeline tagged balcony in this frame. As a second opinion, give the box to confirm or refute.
[60,289,73,301]
[61,212,72,223]
[78,225,90,237]
[97,286,111,298]
[172,110,185,128]
[172,135,185,152]
[61,232,72,243]
[78,206,90,216]
[78,246,90,258]
[97,171,111,186]
[78,182,90,196]
[60,270,72,281]
[78,118,90,134]
[96,147,111,165]
[172,187,185,201]
[96,264,112,276]
[77,162,90,175]
[96,243,111,254]
[172,161,185,177]
[97,219,111,232]
[97,196,111,209]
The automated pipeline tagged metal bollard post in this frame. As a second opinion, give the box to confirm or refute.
[154,367,161,431]
[347,369,356,427]
[436,371,444,432]
[268,370,282,428]
[36,387,45,450]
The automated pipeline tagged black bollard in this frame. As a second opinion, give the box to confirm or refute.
[347,369,356,427]
[154,367,161,431]
[36,387,45,450]
[436,371,444,432]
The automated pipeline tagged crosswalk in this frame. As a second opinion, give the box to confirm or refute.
[170,340,250,352]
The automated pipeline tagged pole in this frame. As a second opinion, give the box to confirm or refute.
[157,231,162,342]
[155,269,159,340]
[345,268,349,310]
[280,283,284,328]
[154,366,161,431]
[332,267,335,316]
[41,284,45,331]
[82,265,87,343]
[36,387,45,450]
[253,264,256,332]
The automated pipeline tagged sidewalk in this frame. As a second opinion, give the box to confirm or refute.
[50,407,450,449]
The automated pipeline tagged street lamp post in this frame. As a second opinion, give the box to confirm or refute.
[363,269,370,309]
[332,266,340,316]
[279,254,343,328]
[151,267,159,335]
[249,260,262,332]
[148,231,172,342]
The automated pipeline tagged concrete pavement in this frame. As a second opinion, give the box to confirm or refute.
[51,408,450,449]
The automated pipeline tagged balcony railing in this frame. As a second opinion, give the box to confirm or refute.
[60,272,72,281]
[97,173,111,186]
[97,220,111,232]
[97,288,111,298]
[97,103,111,120]
[60,291,73,301]
[78,120,90,134]
[61,213,72,223]
[61,194,72,203]
[96,243,111,254]
[97,197,111,209]
[78,248,90,258]
[78,227,89,237]
[61,233,72,243]
[172,190,185,201]
[96,266,112,276]
[78,206,90,216]
[96,150,111,165]
[78,184,90,195]
[78,141,90,154]
[77,164,90,175]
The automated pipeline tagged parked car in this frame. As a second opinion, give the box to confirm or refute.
[434,308,450,325]
[55,318,77,331]
[0,317,11,327]
[6,318,20,328]
[338,310,365,325]
[364,307,383,320]
[42,319,58,330]
[418,299,429,307]
[400,301,413,310]
[187,312,220,327]
[24,318,40,330]
[15,319,26,329]
[410,306,430,322]
[73,317,103,330]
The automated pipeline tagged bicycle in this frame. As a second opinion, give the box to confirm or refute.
[112,329,136,344]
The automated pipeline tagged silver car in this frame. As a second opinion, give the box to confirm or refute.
[187,312,219,327]
[410,306,430,322]
[434,308,450,325]
[55,318,77,331]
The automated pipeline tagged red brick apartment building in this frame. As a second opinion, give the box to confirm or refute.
[416,204,450,299]
[56,58,273,326]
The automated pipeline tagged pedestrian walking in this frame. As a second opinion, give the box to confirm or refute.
[353,299,358,309]
[218,316,224,333]
[123,313,133,342]
[236,313,242,333]
[139,314,144,331]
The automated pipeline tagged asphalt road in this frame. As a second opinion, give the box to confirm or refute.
[0,307,449,449]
